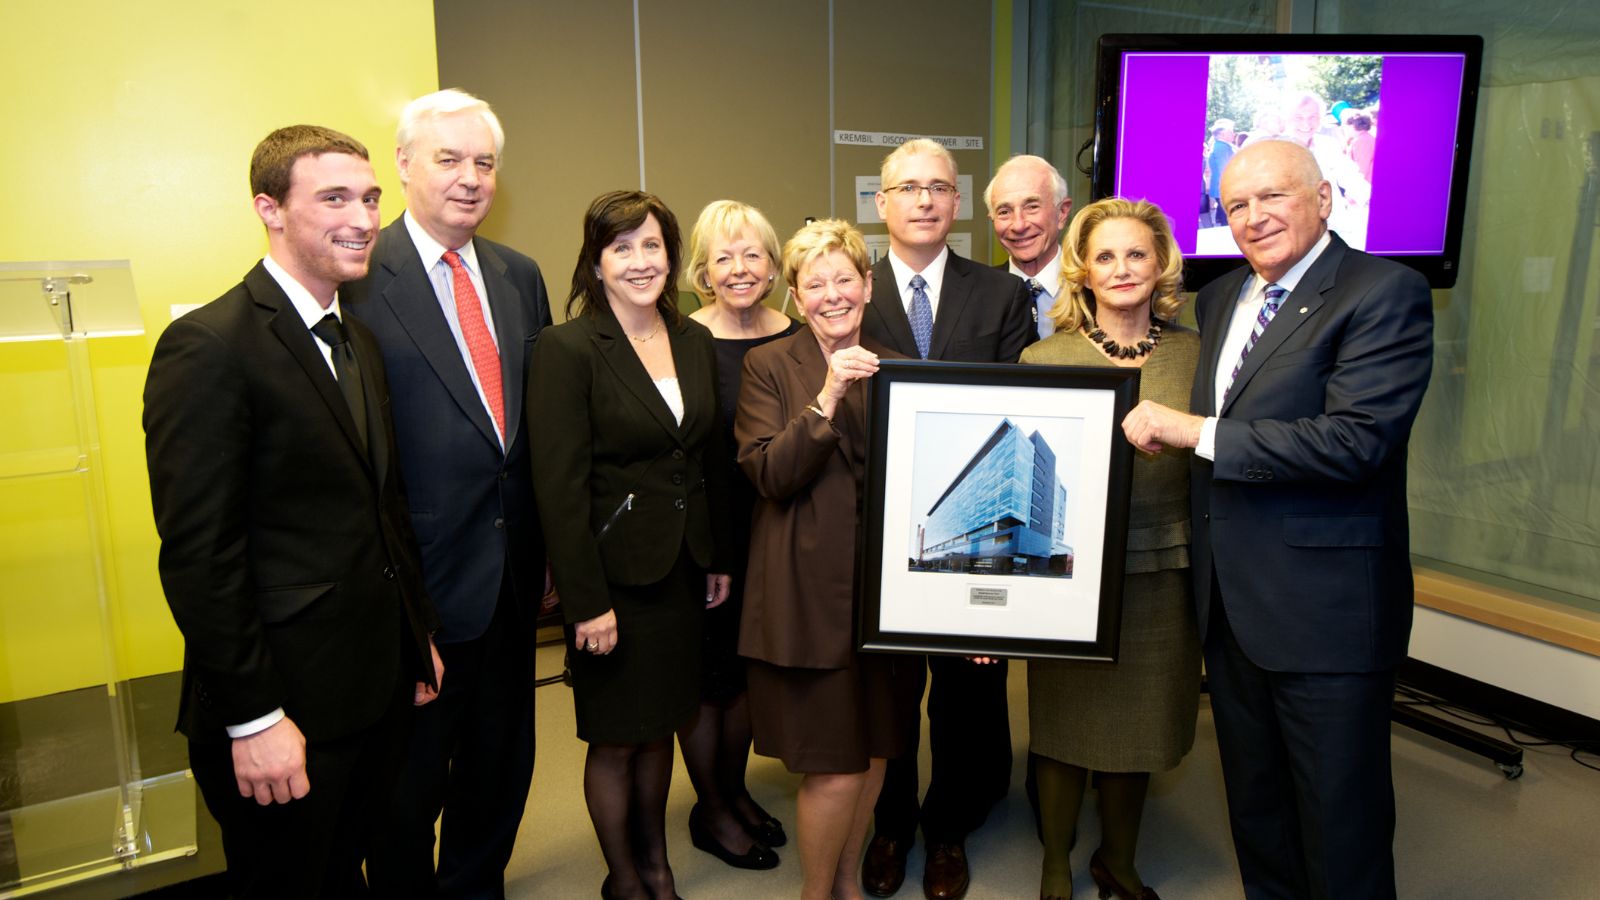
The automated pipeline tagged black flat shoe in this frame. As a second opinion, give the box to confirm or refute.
[689,804,779,870]
[738,809,788,848]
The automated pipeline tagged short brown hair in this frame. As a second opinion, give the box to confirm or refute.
[249,125,369,204]
[567,190,683,323]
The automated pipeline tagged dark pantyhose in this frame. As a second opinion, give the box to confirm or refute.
[676,692,773,852]
[584,738,678,900]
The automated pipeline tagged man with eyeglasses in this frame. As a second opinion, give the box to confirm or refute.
[984,154,1074,339]
[862,138,1035,900]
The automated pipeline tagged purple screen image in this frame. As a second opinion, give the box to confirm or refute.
[1114,51,1468,257]
[1365,54,1465,253]
[1114,54,1210,251]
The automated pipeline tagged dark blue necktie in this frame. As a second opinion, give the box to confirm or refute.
[909,274,933,359]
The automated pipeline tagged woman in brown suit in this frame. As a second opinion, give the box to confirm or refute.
[1022,198,1200,900]
[734,219,922,900]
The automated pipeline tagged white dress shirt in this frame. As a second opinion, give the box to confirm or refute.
[887,245,951,321]
[1009,250,1063,339]
[1197,230,1332,460]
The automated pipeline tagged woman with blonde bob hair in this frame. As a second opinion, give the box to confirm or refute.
[1022,197,1201,900]
[676,200,800,870]
[1047,197,1186,340]
[735,219,922,900]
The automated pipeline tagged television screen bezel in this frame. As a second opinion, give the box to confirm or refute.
[1091,32,1484,290]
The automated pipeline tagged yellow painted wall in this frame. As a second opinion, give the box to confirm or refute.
[0,1,439,702]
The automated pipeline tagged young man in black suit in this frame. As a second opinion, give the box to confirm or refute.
[861,138,1036,900]
[143,125,442,898]
[1124,139,1433,899]
[344,88,552,899]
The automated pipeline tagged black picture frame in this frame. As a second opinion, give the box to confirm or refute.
[857,360,1140,661]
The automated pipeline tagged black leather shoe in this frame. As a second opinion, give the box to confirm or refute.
[688,804,778,870]
[862,834,911,897]
[922,841,970,900]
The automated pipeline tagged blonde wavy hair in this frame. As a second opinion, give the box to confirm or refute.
[685,200,783,306]
[780,219,871,317]
[1051,198,1185,333]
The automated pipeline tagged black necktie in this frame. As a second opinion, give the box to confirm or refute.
[311,313,368,450]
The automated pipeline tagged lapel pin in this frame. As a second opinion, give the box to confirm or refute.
[1299,306,1308,314]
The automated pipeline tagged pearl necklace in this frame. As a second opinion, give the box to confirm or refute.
[1085,317,1163,360]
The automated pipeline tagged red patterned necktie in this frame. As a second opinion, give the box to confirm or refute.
[442,250,504,440]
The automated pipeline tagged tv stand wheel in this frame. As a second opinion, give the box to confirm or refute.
[1496,762,1524,780]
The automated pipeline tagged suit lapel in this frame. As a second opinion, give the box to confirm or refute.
[248,264,371,468]
[477,239,527,451]
[1220,235,1345,416]
[868,256,917,356]
[785,332,849,457]
[349,323,389,484]
[929,252,971,358]
[1196,267,1251,416]
[375,224,503,451]
[592,311,686,443]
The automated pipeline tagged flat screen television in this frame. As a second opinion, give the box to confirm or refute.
[1091,33,1483,289]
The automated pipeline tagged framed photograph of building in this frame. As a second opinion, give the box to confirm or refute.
[858,360,1140,661]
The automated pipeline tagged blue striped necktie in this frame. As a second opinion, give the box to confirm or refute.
[1225,282,1286,400]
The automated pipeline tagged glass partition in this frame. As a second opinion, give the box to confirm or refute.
[0,261,195,893]
[1308,2,1600,614]
[1029,0,1600,616]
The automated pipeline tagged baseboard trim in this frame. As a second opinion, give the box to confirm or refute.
[1398,657,1600,753]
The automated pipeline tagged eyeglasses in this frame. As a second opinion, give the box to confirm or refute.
[884,182,958,200]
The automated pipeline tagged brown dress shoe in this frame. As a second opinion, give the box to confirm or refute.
[862,834,911,897]
[922,841,970,900]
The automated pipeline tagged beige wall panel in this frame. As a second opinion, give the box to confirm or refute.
[437,0,998,310]
[435,0,641,313]
[834,0,996,263]
[638,0,831,312]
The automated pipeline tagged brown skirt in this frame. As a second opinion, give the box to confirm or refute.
[747,653,924,774]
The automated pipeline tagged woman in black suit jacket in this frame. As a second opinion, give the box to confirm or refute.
[530,191,733,900]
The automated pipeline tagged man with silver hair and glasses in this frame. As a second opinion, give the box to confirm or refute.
[862,138,1035,900]
[984,154,1073,339]
[347,88,552,897]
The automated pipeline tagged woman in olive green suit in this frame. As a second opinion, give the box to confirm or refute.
[1021,198,1200,900]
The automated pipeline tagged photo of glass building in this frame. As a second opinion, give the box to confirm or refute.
[912,418,1073,577]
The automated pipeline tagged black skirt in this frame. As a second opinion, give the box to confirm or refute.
[565,548,704,744]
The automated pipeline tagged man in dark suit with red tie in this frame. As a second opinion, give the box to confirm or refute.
[143,125,442,898]
[860,138,1035,900]
[1123,139,1433,899]
[344,89,551,898]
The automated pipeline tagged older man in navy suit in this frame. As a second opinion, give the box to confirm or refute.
[1123,139,1432,900]
[346,89,552,898]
